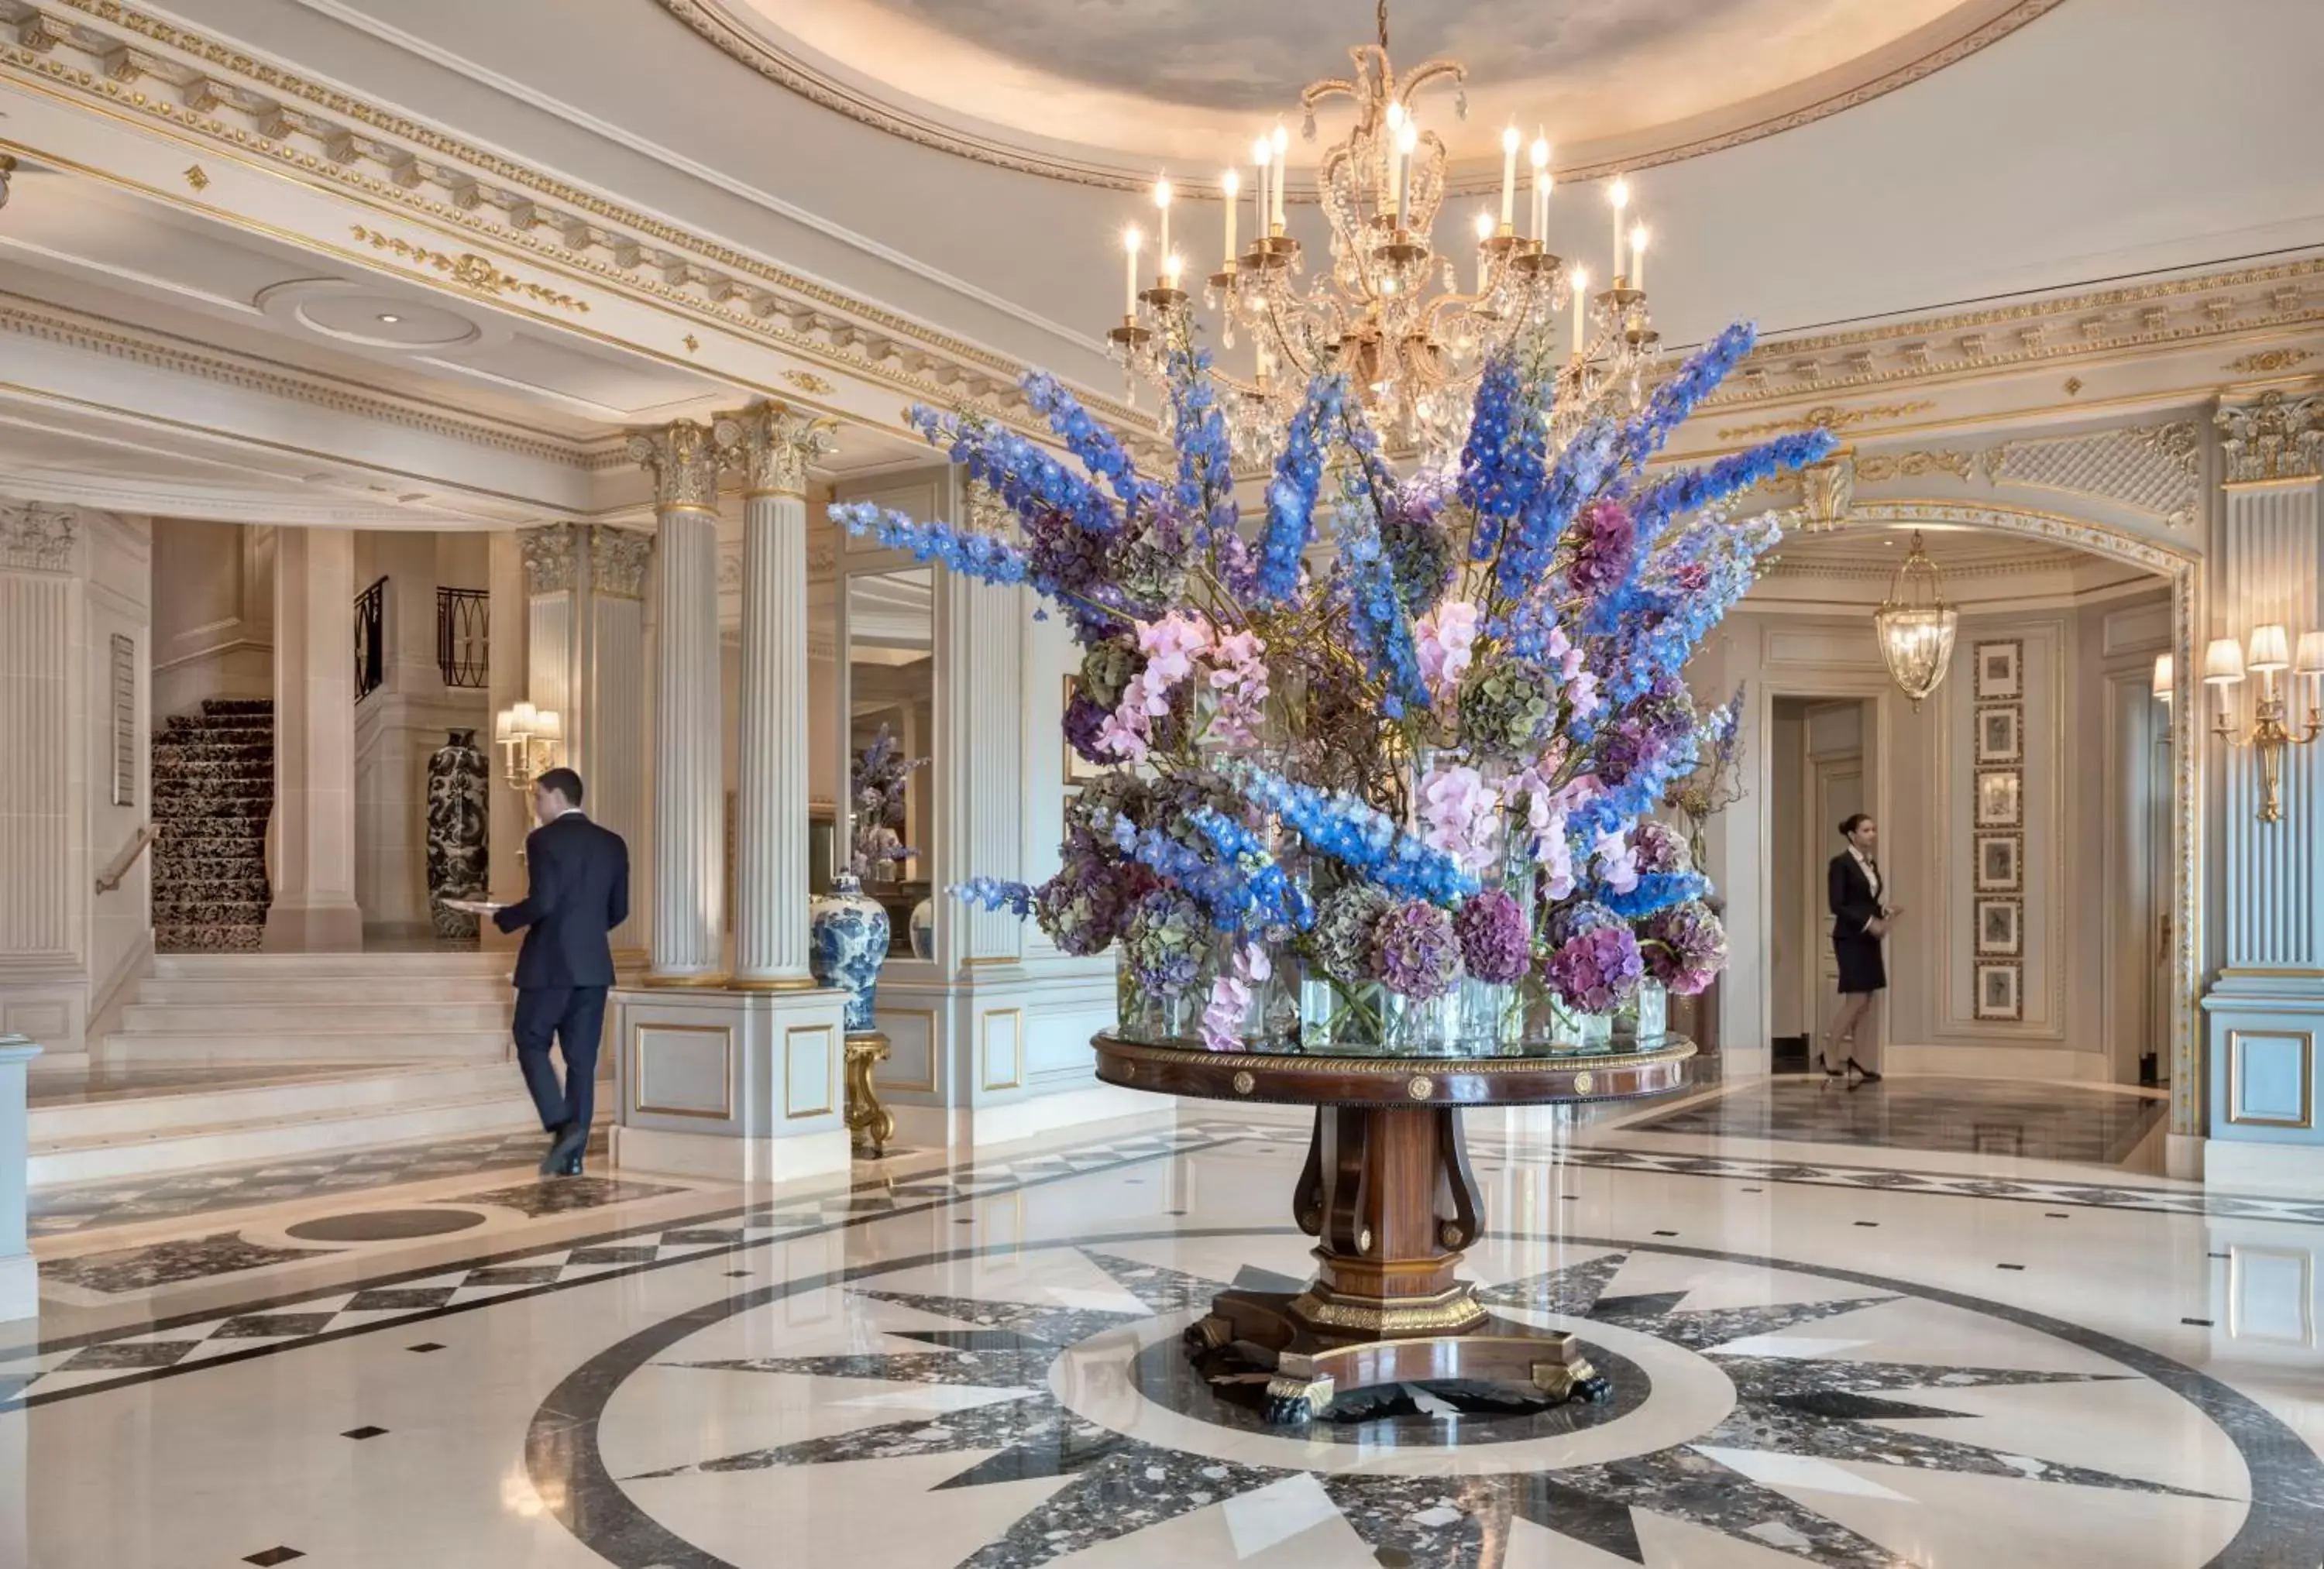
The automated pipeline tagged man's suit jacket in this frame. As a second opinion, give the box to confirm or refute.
[493,812,628,990]
[1827,852,1883,942]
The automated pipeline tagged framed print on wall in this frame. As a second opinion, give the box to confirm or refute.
[1975,706,2023,764]
[1975,768,2023,829]
[1975,898,2023,956]
[1974,833,2023,891]
[1975,961,2023,1021]
[1974,640,2023,701]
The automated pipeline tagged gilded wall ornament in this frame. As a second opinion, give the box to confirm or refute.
[348,226,592,314]
[0,501,77,571]
[714,401,834,498]
[1715,401,1934,441]
[2227,348,2314,374]
[782,369,836,395]
[626,421,724,510]
[590,526,654,599]
[2216,390,2322,485]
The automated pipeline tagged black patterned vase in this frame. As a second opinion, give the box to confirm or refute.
[427,728,490,940]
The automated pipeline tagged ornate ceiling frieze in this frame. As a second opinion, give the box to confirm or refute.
[0,496,77,570]
[0,294,593,465]
[0,0,1137,447]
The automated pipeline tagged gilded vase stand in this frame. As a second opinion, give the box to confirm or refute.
[1090,1032,1696,1426]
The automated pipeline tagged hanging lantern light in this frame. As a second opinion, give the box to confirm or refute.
[1874,531,1958,709]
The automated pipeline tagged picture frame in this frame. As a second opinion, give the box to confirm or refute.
[1975,767,2023,829]
[1974,832,2023,891]
[1975,705,2022,764]
[1975,898,2023,956]
[1975,961,2023,1021]
[1063,675,1107,784]
[1974,640,2023,701]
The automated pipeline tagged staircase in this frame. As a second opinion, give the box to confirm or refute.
[151,698,273,953]
[49,951,536,1184]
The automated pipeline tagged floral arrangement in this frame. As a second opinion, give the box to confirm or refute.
[832,325,1830,1052]
[1667,685,1749,872]
[847,724,927,881]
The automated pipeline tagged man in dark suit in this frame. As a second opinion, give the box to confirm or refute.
[449,767,627,1176]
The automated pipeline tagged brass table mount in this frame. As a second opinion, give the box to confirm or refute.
[844,1030,895,1158]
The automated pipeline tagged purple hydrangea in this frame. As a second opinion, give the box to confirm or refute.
[1034,853,1132,957]
[1453,889,1532,985]
[1641,899,1728,995]
[1542,924,1645,1013]
[1062,691,1112,766]
[1543,899,1621,949]
[1569,497,1637,599]
[1124,889,1205,994]
[1370,900,1463,1001]
[1629,819,1692,876]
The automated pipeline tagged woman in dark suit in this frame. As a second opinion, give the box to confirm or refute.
[1824,813,1898,1082]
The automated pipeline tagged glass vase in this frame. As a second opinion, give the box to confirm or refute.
[1298,963,1393,1055]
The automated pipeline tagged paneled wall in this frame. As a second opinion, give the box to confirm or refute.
[150,517,270,721]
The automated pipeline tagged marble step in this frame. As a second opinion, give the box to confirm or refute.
[29,1060,518,1145]
[29,1075,537,1186]
[153,929,266,954]
[133,973,513,1004]
[119,999,514,1033]
[150,951,514,977]
[101,1027,514,1063]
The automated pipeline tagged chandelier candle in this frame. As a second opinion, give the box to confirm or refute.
[1222,170,1239,265]
[1500,124,1519,229]
[1252,136,1270,241]
[1529,136,1552,240]
[1270,123,1288,230]
[1122,225,1140,315]
[1153,177,1172,267]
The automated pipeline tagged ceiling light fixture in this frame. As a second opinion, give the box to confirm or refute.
[376,313,402,324]
[1873,531,1958,710]
[1105,0,1662,463]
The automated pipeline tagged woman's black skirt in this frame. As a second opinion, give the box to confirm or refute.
[1834,933,1886,994]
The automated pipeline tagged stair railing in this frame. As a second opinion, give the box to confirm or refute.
[95,822,156,894]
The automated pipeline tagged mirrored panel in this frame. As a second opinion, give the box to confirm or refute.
[845,565,934,954]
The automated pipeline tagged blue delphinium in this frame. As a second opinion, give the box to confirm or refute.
[1023,371,1159,514]
[1164,345,1236,530]
[952,877,1037,917]
[1594,870,1710,920]
[1251,375,1345,601]
[1630,427,1837,540]
[905,403,1122,538]
[1456,351,1549,562]
[1609,321,1758,473]
[829,502,1032,589]
[1230,766,1480,907]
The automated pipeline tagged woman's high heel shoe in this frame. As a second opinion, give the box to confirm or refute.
[1847,1058,1882,1083]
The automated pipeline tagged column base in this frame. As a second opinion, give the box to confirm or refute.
[263,901,364,952]
[611,984,851,1179]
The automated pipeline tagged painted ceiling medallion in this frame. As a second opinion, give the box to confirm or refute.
[662,0,2064,187]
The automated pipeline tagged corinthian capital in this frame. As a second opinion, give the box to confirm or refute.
[625,419,724,511]
[2216,390,2323,486]
[714,400,835,499]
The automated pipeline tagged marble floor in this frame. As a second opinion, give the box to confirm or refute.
[5,1077,2322,1568]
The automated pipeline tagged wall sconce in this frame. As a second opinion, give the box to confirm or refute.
[2151,653,2174,742]
[2205,626,2324,822]
[493,700,563,797]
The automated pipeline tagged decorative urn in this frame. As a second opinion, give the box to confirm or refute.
[810,872,891,1032]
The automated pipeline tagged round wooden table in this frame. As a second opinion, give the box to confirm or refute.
[1091,1031,1697,1424]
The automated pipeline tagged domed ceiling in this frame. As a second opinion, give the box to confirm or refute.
[664,0,2060,186]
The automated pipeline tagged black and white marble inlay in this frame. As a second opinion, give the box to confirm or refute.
[543,1231,2320,1569]
[41,1231,338,1294]
[1634,1077,2168,1164]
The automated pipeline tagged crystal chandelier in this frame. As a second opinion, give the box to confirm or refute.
[1873,532,1958,709]
[1105,2,1663,464]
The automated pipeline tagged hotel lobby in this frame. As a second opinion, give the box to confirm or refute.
[2,1,2323,1564]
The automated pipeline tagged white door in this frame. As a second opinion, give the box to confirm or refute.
[1807,736,1865,1050]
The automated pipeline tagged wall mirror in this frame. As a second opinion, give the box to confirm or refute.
[844,565,934,955]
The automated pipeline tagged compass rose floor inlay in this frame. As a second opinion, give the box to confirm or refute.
[9,1095,2324,1567]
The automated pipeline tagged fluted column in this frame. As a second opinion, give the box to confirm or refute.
[264,526,362,951]
[627,421,727,984]
[719,403,832,987]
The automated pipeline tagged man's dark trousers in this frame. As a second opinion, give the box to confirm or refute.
[512,986,606,1135]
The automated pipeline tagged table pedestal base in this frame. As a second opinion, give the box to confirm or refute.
[1185,1103,1611,1425]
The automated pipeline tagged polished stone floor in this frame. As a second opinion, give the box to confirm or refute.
[5,1077,2321,1567]
[1633,1076,2168,1166]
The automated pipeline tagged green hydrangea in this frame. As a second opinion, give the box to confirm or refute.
[1458,660,1557,760]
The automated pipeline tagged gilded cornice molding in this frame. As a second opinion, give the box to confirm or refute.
[0,0,1146,445]
[0,294,592,465]
[654,0,2064,191]
[715,400,833,499]
[2215,389,2322,485]
[626,420,723,510]
[0,497,76,570]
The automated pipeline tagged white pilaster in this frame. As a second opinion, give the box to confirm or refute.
[629,423,727,983]
[483,529,528,948]
[265,527,363,950]
[721,403,831,988]
[0,505,84,1050]
[0,1035,36,1324]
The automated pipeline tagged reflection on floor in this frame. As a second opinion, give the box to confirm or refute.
[24,1063,380,1108]
[4,1087,2318,1568]
[1633,1076,2168,1165]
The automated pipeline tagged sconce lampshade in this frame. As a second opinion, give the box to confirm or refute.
[2248,623,2292,673]
[2298,631,2324,679]
[2204,637,2247,685]
[535,709,563,741]
[2151,653,2174,702]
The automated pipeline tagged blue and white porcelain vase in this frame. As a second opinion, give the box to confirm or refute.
[909,896,935,961]
[810,872,890,1032]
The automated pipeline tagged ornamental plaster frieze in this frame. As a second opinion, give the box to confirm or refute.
[1704,259,2324,410]
[0,295,593,466]
[0,496,76,570]
[0,0,1150,455]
